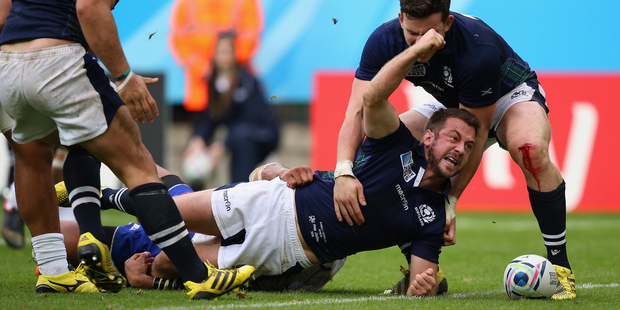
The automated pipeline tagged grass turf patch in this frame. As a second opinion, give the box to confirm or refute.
[0,211,618,309]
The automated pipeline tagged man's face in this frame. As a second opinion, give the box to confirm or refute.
[399,12,453,63]
[425,117,476,179]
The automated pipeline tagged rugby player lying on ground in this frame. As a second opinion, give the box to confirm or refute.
[61,36,481,295]
[58,166,345,292]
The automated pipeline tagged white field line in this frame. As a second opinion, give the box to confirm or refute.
[145,283,619,310]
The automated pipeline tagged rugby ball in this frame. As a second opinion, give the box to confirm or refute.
[503,254,558,299]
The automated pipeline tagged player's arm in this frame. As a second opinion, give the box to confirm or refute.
[249,163,314,188]
[441,103,494,246]
[0,0,11,31]
[407,255,438,296]
[363,30,445,139]
[76,0,159,124]
[333,78,369,226]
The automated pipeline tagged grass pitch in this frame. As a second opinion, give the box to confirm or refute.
[0,211,618,309]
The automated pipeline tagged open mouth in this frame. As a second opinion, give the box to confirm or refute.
[444,156,458,167]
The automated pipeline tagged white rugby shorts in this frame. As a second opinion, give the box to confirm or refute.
[0,105,15,134]
[210,178,313,276]
[412,82,547,149]
[0,44,123,146]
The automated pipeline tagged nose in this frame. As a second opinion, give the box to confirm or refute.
[454,141,465,154]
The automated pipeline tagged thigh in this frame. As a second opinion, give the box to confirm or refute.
[80,106,159,188]
[172,189,219,236]
[495,100,551,157]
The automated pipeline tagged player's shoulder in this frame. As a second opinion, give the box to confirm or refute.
[449,12,505,48]
[367,18,404,45]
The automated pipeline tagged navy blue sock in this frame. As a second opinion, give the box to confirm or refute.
[101,188,136,215]
[129,182,208,283]
[529,180,571,269]
[63,149,106,242]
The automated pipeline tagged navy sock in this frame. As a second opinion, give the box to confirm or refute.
[528,180,571,269]
[129,182,208,283]
[101,188,136,215]
[63,149,106,242]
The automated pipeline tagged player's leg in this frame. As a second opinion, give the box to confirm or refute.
[8,133,99,293]
[82,106,252,299]
[496,100,575,299]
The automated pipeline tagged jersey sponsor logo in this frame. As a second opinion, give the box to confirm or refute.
[510,89,528,99]
[420,80,444,92]
[394,184,409,211]
[400,151,416,182]
[223,190,232,211]
[442,66,454,88]
[406,64,426,77]
[414,204,436,226]
[130,223,141,230]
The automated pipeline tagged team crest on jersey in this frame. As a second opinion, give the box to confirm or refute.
[442,66,454,88]
[400,151,416,182]
[416,204,436,225]
[406,64,426,77]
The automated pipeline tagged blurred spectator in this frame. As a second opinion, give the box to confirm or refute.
[169,0,263,111]
[182,33,279,189]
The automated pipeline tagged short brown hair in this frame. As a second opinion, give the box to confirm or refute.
[400,0,451,22]
[424,108,481,136]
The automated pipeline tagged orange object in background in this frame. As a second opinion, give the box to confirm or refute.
[169,0,264,111]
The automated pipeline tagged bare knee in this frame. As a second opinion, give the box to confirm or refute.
[508,139,552,175]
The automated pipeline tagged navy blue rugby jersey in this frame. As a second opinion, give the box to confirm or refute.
[355,12,537,109]
[295,122,448,264]
[0,0,86,46]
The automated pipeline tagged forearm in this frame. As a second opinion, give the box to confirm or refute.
[259,163,288,180]
[336,113,365,162]
[76,0,130,77]
[336,78,369,164]
[364,48,420,108]
[0,0,11,31]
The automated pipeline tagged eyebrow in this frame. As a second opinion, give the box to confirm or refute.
[404,27,424,36]
[449,129,475,145]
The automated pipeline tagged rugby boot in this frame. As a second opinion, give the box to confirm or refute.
[552,265,576,299]
[54,181,70,207]
[55,181,102,208]
[35,270,99,293]
[185,262,255,300]
[1,208,24,248]
[77,232,127,292]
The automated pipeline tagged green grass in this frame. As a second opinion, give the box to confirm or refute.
[0,211,618,309]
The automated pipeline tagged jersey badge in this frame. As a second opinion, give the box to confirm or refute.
[481,87,493,96]
[442,66,454,88]
[406,64,426,77]
[400,151,416,182]
[416,204,436,226]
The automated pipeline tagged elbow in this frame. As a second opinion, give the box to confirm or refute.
[361,87,380,110]
[75,0,91,19]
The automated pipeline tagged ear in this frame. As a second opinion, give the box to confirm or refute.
[398,12,404,27]
[423,129,434,146]
[444,15,454,32]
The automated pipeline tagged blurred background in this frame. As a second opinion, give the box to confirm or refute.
[1,0,619,212]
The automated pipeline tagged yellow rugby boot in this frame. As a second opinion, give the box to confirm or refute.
[185,262,255,300]
[35,270,99,293]
[77,233,127,292]
[552,265,576,299]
